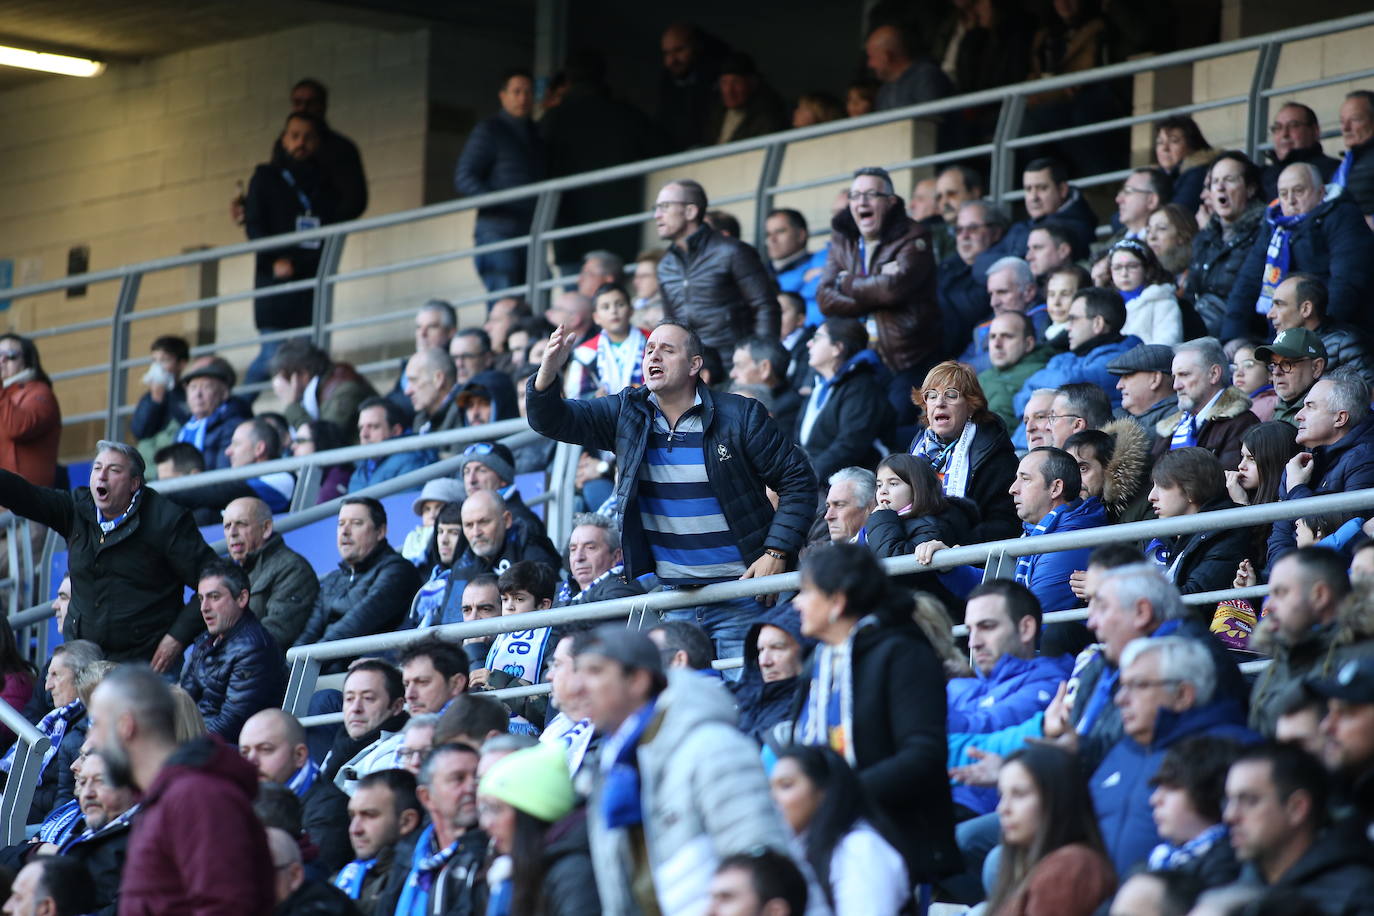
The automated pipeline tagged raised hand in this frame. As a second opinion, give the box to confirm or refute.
[533,324,579,392]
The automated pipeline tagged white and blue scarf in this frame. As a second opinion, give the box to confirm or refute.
[1148,823,1228,870]
[1015,502,1079,587]
[798,615,878,766]
[911,420,977,498]
[1170,388,1226,452]
[35,798,84,845]
[58,803,140,854]
[395,824,462,916]
[484,626,553,683]
[1,698,82,776]
[540,712,595,774]
[1256,202,1311,315]
[333,857,379,899]
[287,759,319,799]
[556,564,624,605]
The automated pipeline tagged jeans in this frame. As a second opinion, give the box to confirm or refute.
[943,812,1003,903]
[661,591,763,682]
[474,219,528,295]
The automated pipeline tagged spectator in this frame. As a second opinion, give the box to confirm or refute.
[708,52,787,144]
[0,333,60,487]
[459,440,546,540]
[152,440,204,481]
[1266,274,1374,390]
[1015,287,1143,417]
[395,716,438,774]
[1020,389,1057,452]
[1154,116,1214,213]
[294,497,421,652]
[735,602,811,743]
[959,257,1050,374]
[909,360,1021,542]
[631,249,666,327]
[1225,742,1374,910]
[539,628,597,774]
[1025,222,1077,294]
[453,68,545,295]
[575,250,624,300]
[178,560,286,742]
[267,825,359,914]
[401,346,462,440]
[986,743,1115,916]
[544,292,595,348]
[764,209,828,324]
[1147,448,1252,594]
[1108,168,1170,249]
[646,619,715,674]
[819,467,876,546]
[978,312,1049,433]
[706,851,809,916]
[278,78,366,221]
[174,359,251,471]
[0,441,217,667]
[656,22,726,151]
[1260,102,1340,201]
[1266,375,1374,564]
[272,338,377,443]
[1106,238,1183,346]
[1109,342,1180,441]
[730,335,803,436]
[818,166,942,419]
[0,621,34,748]
[1091,636,1255,876]
[316,660,407,786]
[864,452,978,573]
[1147,204,1199,290]
[770,745,910,915]
[576,625,794,913]
[1154,338,1260,471]
[400,476,464,567]
[559,513,643,605]
[477,743,600,915]
[789,544,959,885]
[791,91,844,128]
[347,397,433,493]
[1006,447,1106,615]
[450,327,518,403]
[940,200,1005,358]
[1249,548,1358,734]
[529,320,815,662]
[393,742,487,916]
[53,751,138,912]
[1146,736,1244,888]
[1189,151,1267,337]
[1066,425,1151,527]
[1226,420,1299,510]
[1046,263,1089,344]
[996,158,1099,262]
[1224,161,1374,340]
[565,282,651,400]
[485,297,530,370]
[408,502,464,628]
[290,418,351,504]
[1230,339,1278,422]
[2,857,97,916]
[471,562,559,694]
[864,23,952,111]
[1256,328,1327,427]
[90,665,274,913]
[169,417,296,521]
[451,488,560,582]
[797,318,892,485]
[1309,656,1374,827]
[1336,90,1374,223]
[844,77,878,117]
[219,496,318,656]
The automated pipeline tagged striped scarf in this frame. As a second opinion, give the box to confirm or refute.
[1,698,82,776]
[395,824,462,916]
[799,615,878,766]
[1014,501,1080,587]
[333,858,379,899]
[287,759,319,799]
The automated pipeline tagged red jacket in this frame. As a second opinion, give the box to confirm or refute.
[119,736,274,916]
[0,375,60,487]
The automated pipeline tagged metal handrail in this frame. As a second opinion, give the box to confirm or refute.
[3,10,1371,442]
[0,698,52,847]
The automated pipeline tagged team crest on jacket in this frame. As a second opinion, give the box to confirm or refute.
[717,444,732,462]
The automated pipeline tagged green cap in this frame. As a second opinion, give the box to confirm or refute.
[1254,328,1326,363]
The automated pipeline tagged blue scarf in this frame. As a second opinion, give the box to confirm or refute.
[287,759,319,799]
[176,402,228,453]
[1,698,82,776]
[58,803,139,854]
[556,564,624,605]
[35,798,84,845]
[599,699,658,830]
[395,824,462,916]
[1014,501,1081,586]
[1148,823,1228,870]
[333,858,378,899]
[1333,150,1353,190]
[1256,201,1311,315]
[411,567,452,628]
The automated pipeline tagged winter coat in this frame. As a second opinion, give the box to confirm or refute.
[587,672,794,916]
[276,879,362,916]
[1237,825,1374,915]
[321,710,409,783]
[818,201,941,372]
[1223,195,1374,340]
[1152,386,1260,473]
[735,603,815,743]
[657,223,778,356]
[453,110,546,226]
[1267,410,1374,568]
[120,737,274,915]
[960,307,1053,376]
[0,374,60,487]
[788,619,961,882]
[1163,497,1255,596]
[282,363,378,442]
[62,807,133,915]
[557,568,645,607]
[244,156,338,331]
[0,470,218,661]
[996,189,1100,262]
[527,378,816,579]
[301,777,353,875]
[1091,700,1257,877]
[1101,419,1153,524]
[294,541,421,652]
[179,610,285,742]
[864,498,980,606]
[1343,136,1374,217]
[798,350,893,485]
[1248,622,1371,736]
[539,807,602,916]
[938,255,993,359]
[348,441,436,493]
[947,653,1073,815]
[1014,332,1144,415]
[242,533,320,648]
[979,349,1050,432]
[908,418,1022,543]
[992,843,1116,916]
[28,710,86,824]
[1017,497,1108,614]
[1260,143,1341,201]
[1121,284,1183,346]
[1166,150,1215,214]
[1317,321,1374,390]
[1186,202,1266,321]
[772,248,828,319]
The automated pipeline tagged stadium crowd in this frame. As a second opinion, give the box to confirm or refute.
[2,12,1374,916]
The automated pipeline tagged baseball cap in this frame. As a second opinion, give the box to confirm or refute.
[1307,657,1374,704]
[1255,328,1327,363]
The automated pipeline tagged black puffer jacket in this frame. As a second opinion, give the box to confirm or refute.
[539,807,602,916]
[62,808,133,915]
[863,498,980,561]
[527,378,817,578]
[797,350,893,486]
[294,542,421,651]
[1317,321,1374,390]
[1186,201,1265,328]
[1163,497,1253,597]
[0,470,217,661]
[735,603,814,744]
[657,223,778,356]
[178,610,286,742]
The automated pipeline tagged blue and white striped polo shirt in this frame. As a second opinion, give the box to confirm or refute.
[638,394,747,585]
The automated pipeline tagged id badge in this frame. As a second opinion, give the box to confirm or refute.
[296,214,322,249]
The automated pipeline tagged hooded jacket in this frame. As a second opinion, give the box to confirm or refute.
[242,532,320,649]
[1013,332,1144,415]
[1091,700,1257,878]
[657,223,778,355]
[1121,284,1184,346]
[1152,386,1260,472]
[735,603,815,744]
[587,672,794,916]
[1222,194,1374,340]
[907,417,1022,543]
[1266,410,1374,568]
[1237,824,1374,914]
[1163,497,1254,596]
[798,349,893,485]
[1187,200,1266,314]
[818,199,941,371]
[1017,497,1108,614]
[120,737,274,915]
[1102,418,1154,524]
[179,609,286,742]
[294,541,421,651]
[527,378,816,578]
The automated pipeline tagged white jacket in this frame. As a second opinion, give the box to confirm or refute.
[1121,283,1183,346]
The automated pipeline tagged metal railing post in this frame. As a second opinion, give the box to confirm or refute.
[312,234,347,354]
[1245,42,1282,162]
[105,273,142,441]
[526,189,562,314]
[753,142,787,253]
[283,654,323,718]
[0,699,50,847]
[989,94,1027,203]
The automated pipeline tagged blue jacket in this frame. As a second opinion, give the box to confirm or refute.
[947,653,1073,814]
[1016,497,1107,614]
[734,602,816,743]
[526,378,817,579]
[452,110,546,226]
[1013,333,1143,416]
[176,398,252,471]
[1222,195,1374,340]
[1091,700,1257,878]
[1268,411,1374,567]
[348,441,436,493]
[771,248,828,325]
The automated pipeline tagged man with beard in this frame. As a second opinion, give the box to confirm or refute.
[54,751,139,913]
[91,665,273,913]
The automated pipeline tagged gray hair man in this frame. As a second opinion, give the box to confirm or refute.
[823,467,876,544]
[1155,337,1259,471]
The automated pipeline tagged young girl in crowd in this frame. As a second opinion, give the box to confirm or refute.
[1106,238,1183,346]
[1227,340,1276,421]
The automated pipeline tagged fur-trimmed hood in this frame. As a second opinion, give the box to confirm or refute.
[1103,418,1151,517]
[1154,386,1254,439]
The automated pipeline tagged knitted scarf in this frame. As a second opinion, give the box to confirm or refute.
[555,564,625,605]
[1148,823,1228,870]
[395,824,462,916]
[333,858,379,899]
[287,759,320,799]
[58,803,140,855]
[1014,501,1081,588]
[799,615,878,766]
[1256,202,1311,316]
[911,420,977,498]
[35,798,84,845]
[1,698,82,776]
[599,699,659,830]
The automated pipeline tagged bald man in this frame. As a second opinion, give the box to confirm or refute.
[267,825,358,912]
[451,488,560,578]
[222,497,318,647]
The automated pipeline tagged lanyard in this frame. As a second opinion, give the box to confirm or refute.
[280,169,313,214]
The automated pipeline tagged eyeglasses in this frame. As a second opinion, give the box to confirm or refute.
[653,200,690,212]
[1047,413,1081,423]
[0,352,23,361]
[1267,358,1311,374]
[397,747,426,763]
[847,190,891,202]
[955,222,988,235]
[921,388,965,404]
[1118,677,1181,694]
